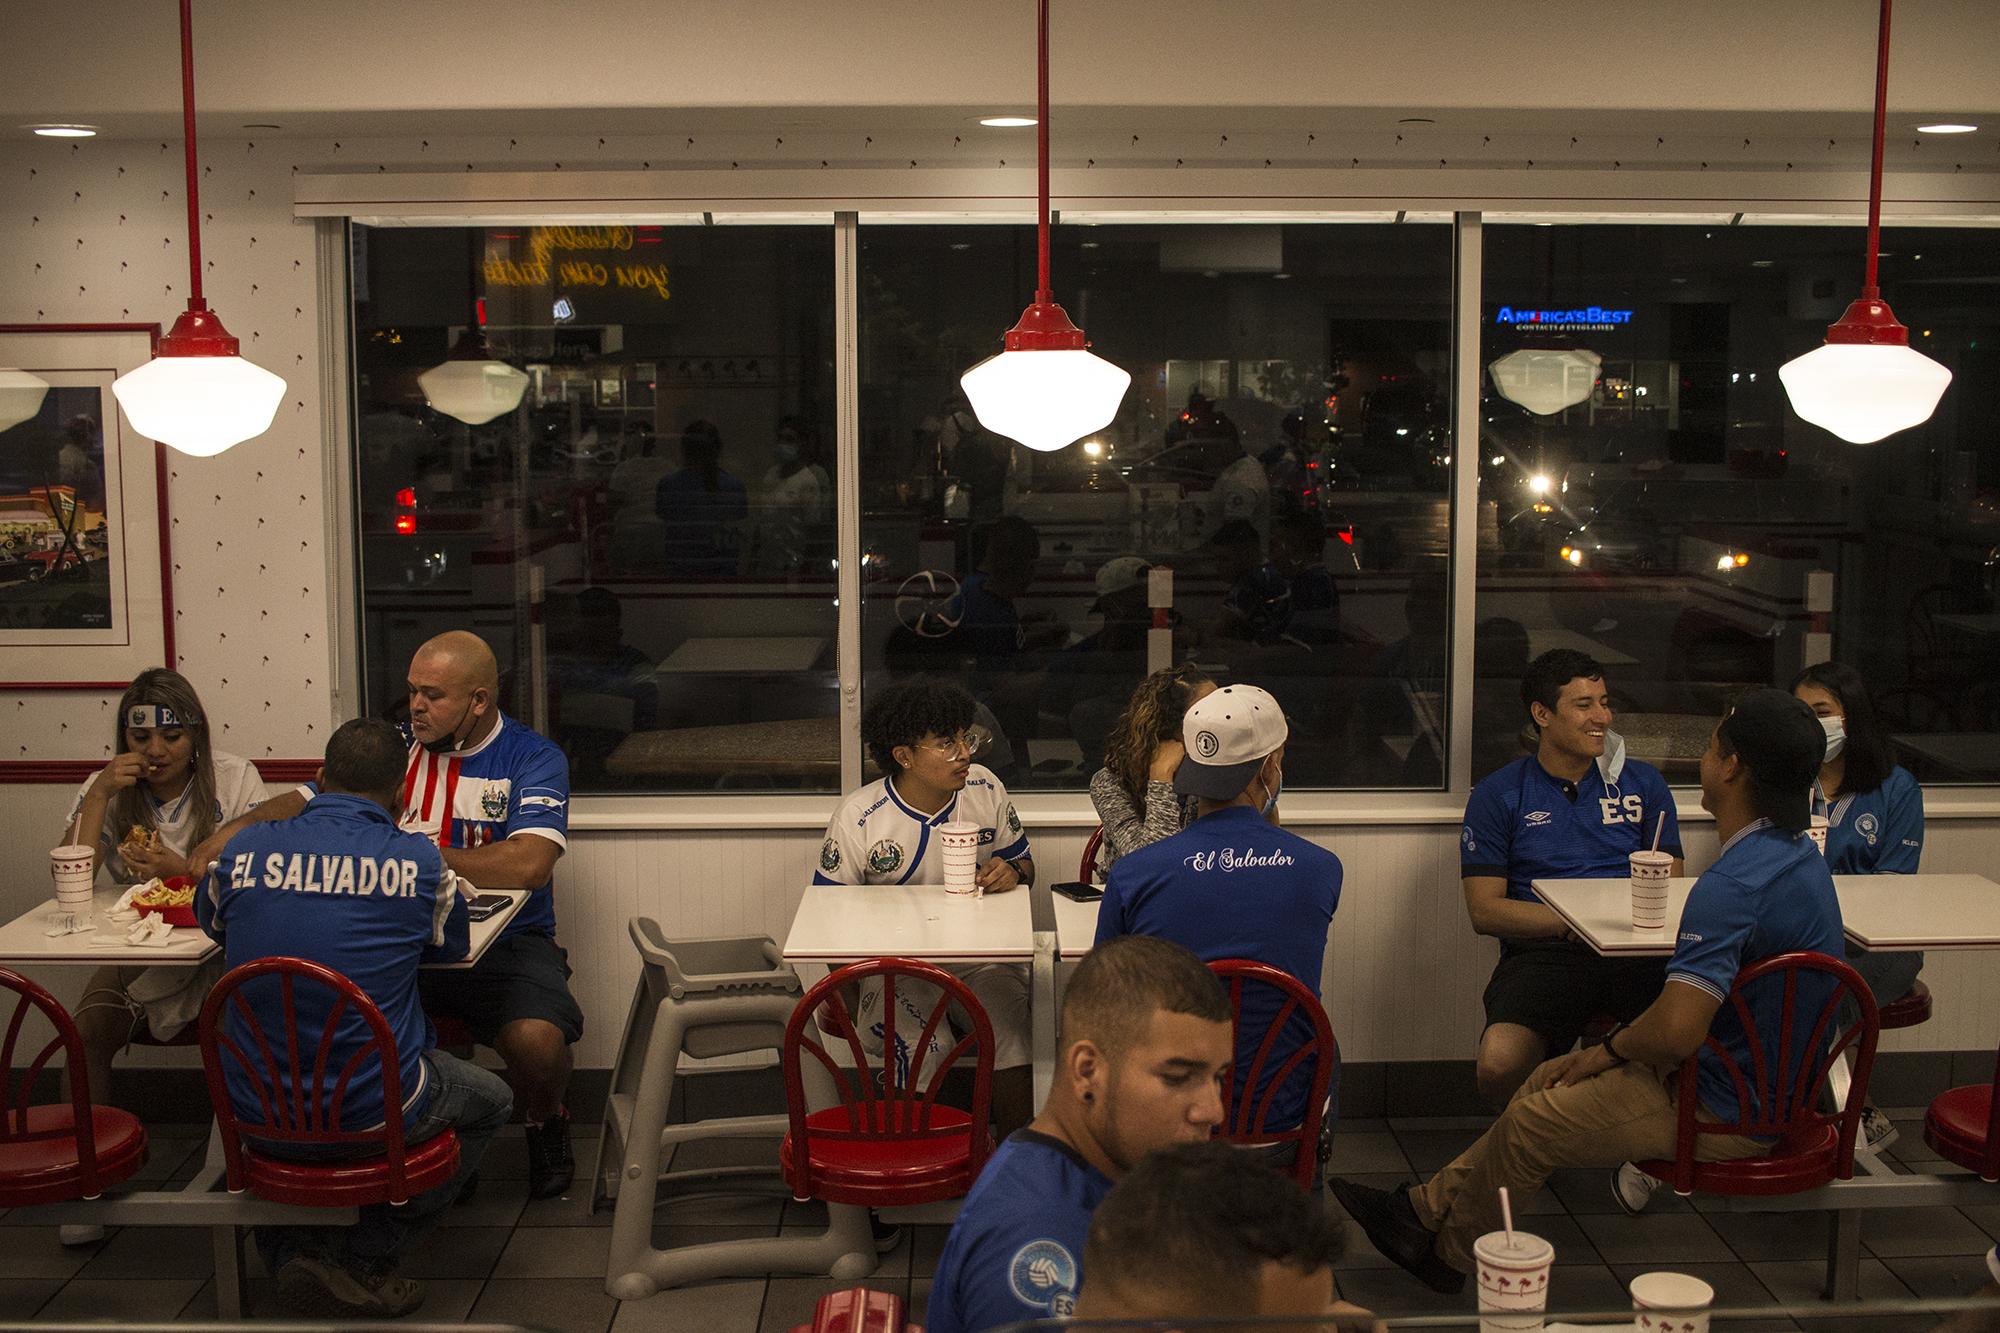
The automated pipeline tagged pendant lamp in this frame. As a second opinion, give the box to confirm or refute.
[0,369,52,432]
[1777,0,1950,444]
[110,0,285,457]
[1489,348,1602,416]
[419,329,530,426]
[959,0,1130,453]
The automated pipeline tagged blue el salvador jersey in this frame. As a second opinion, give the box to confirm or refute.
[202,793,470,1132]
[1095,805,1340,1130]
[927,1130,1112,1333]
[814,764,1029,885]
[1822,766,1923,874]
[1461,751,1680,919]
[1665,820,1845,1122]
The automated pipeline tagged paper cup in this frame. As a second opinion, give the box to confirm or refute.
[50,844,95,911]
[940,822,982,895]
[1629,850,1673,929]
[1630,1271,1714,1333]
[1474,1230,1554,1333]
[1806,815,1829,856]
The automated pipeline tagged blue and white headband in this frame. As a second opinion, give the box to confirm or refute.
[126,705,189,730]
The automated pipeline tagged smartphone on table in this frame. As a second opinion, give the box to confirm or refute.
[465,893,513,923]
[1052,881,1103,902]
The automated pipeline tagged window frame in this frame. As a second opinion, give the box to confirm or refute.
[314,185,2000,828]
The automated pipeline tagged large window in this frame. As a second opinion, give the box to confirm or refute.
[1473,223,2000,784]
[344,211,2000,800]
[351,224,837,792]
[856,223,1455,790]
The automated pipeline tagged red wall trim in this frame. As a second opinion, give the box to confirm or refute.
[0,758,318,785]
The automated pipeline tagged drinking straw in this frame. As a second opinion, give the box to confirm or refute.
[1499,1185,1514,1247]
[1651,811,1666,854]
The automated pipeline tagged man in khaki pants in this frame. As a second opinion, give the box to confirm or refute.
[1334,690,1843,1293]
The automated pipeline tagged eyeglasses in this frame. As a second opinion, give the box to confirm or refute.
[915,725,993,760]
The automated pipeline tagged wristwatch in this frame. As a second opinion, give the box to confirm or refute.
[1007,857,1034,886]
[1602,1023,1631,1068]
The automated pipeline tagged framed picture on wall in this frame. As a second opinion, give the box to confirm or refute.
[0,324,170,689]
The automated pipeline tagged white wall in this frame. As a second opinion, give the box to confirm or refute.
[5,0,2000,123]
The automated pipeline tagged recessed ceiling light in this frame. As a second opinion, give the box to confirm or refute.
[978,116,1037,128]
[1916,123,1977,133]
[29,124,98,138]
[1273,272,1292,279]
[1751,259,1775,267]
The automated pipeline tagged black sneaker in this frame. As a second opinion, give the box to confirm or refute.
[525,1111,574,1200]
[277,1255,424,1317]
[1328,1177,1465,1295]
[869,1211,903,1254]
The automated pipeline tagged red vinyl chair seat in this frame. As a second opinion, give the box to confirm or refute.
[232,1128,461,1207]
[1878,982,1932,1031]
[1635,1121,1841,1198]
[1924,1083,1995,1179]
[780,1106,982,1206]
[0,1104,148,1207]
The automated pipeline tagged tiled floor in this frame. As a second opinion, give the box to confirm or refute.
[0,1113,1992,1330]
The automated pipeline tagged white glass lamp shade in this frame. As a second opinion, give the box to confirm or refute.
[959,348,1132,453]
[1488,348,1603,416]
[111,354,287,457]
[419,358,530,426]
[0,368,52,432]
[1778,342,1952,444]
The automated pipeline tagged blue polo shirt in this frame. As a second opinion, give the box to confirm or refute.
[1821,767,1923,874]
[1095,805,1341,1130]
[201,793,471,1132]
[1462,752,1681,927]
[927,1130,1113,1333]
[1665,820,1845,1122]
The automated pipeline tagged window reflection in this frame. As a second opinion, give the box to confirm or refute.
[1475,224,1999,784]
[859,223,1456,790]
[352,224,838,792]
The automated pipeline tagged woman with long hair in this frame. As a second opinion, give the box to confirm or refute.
[59,669,267,1230]
[1791,659,1925,1154]
[1087,666,1216,879]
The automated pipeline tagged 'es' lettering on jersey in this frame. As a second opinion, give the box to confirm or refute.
[1599,794,1644,825]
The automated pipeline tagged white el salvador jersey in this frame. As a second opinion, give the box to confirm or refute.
[815,765,1031,886]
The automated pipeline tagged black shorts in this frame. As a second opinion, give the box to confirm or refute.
[1482,939,1666,1054]
[419,931,584,1047]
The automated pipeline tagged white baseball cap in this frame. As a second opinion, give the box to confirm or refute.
[1094,555,1151,601]
[1176,684,1288,800]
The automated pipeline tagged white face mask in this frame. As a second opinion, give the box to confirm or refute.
[1260,767,1282,816]
[1820,714,1846,762]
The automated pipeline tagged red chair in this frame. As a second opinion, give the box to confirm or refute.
[1923,1042,1998,1182]
[788,1286,920,1333]
[1079,825,1105,884]
[1208,959,1337,1188]
[0,968,147,1205]
[779,957,993,1207]
[1879,980,1933,1030]
[1634,951,1879,1197]
[198,957,459,1206]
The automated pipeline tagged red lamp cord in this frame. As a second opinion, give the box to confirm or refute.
[179,0,205,310]
[1035,0,1052,305]
[1862,0,1891,299]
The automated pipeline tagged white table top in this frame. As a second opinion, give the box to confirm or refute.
[783,881,1035,964]
[0,885,529,968]
[1533,873,2000,957]
[1533,876,1697,956]
[1835,873,2000,950]
[1053,892,1102,959]
[656,635,827,674]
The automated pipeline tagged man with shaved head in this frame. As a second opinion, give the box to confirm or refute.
[196,630,584,1198]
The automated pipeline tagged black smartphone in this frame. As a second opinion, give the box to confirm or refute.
[1052,881,1103,902]
[465,893,513,923]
